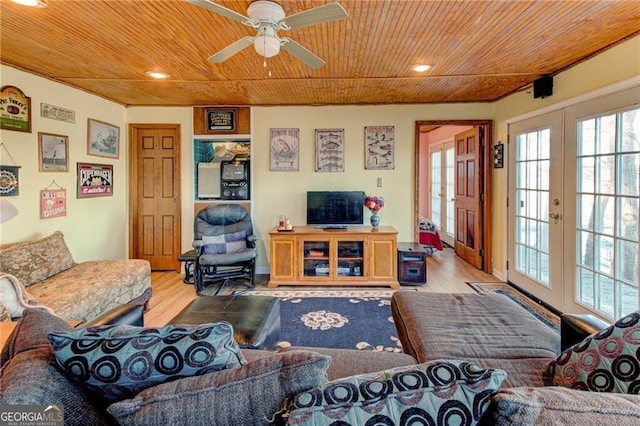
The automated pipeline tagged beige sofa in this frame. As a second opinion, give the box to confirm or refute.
[0,231,151,321]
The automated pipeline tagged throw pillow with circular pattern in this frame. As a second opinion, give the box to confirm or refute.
[285,359,506,426]
[544,310,640,394]
[48,321,246,402]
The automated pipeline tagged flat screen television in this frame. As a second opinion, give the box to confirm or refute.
[306,191,364,228]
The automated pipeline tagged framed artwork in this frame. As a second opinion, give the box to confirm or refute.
[365,126,394,170]
[270,128,300,171]
[315,128,344,172]
[77,162,113,198]
[205,108,236,132]
[38,132,69,172]
[0,165,20,196]
[0,85,31,133]
[87,118,120,159]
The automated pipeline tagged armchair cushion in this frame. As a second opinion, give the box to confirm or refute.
[202,230,247,254]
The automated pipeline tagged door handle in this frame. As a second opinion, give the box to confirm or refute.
[549,212,562,221]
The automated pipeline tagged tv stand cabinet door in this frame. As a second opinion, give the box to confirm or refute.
[368,235,398,286]
[268,234,296,287]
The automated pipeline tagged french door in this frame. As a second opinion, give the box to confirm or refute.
[508,86,640,319]
[507,111,564,307]
[429,140,455,246]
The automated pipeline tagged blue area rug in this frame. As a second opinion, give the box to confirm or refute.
[255,292,403,352]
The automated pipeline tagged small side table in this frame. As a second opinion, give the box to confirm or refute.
[397,243,427,286]
[178,249,197,284]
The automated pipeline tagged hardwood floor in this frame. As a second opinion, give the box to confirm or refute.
[144,246,500,327]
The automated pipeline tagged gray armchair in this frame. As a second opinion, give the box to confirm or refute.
[193,204,256,295]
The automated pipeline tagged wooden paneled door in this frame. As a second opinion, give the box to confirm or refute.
[129,124,181,271]
[454,127,484,269]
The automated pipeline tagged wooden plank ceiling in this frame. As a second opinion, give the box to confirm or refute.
[1,0,638,107]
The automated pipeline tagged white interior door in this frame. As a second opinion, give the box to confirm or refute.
[508,111,564,308]
[429,140,455,246]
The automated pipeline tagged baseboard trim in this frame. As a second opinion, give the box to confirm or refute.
[505,280,564,317]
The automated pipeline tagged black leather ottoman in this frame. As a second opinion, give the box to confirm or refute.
[169,296,281,350]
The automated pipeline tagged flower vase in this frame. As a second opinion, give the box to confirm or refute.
[370,213,380,227]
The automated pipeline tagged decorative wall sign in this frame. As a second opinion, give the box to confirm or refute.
[0,86,31,133]
[87,118,120,159]
[40,102,76,123]
[365,126,394,170]
[77,162,113,198]
[205,108,236,131]
[38,132,69,172]
[493,143,504,168]
[270,128,300,171]
[315,128,344,172]
[40,188,67,219]
[0,165,20,196]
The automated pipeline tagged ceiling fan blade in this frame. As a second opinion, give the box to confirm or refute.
[281,38,325,69]
[208,36,254,63]
[188,0,251,24]
[279,2,347,30]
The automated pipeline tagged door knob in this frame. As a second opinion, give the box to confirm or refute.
[549,212,561,221]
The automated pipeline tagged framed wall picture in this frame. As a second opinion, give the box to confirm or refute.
[365,126,394,170]
[87,118,120,159]
[77,162,113,198]
[270,128,300,171]
[38,132,69,172]
[0,165,20,196]
[315,128,344,172]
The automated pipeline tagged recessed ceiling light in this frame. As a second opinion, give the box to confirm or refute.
[411,64,432,73]
[146,71,169,79]
[11,0,47,7]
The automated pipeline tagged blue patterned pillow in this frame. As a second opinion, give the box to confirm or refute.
[285,359,506,425]
[544,310,640,394]
[48,321,246,402]
[202,230,247,254]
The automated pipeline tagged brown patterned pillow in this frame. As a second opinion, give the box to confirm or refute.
[0,231,75,286]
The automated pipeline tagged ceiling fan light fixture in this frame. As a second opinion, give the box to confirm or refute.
[412,64,432,72]
[11,0,47,7]
[254,35,280,58]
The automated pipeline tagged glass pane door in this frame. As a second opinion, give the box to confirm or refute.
[430,150,442,228]
[508,111,564,307]
[574,108,639,318]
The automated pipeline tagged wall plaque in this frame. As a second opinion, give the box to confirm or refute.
[206,108,236,131]
[0,86,31,132]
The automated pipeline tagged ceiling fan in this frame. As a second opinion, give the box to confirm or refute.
[188,0,348,69]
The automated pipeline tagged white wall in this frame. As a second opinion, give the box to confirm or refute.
[0,66,127,261]
[250,104,488,270]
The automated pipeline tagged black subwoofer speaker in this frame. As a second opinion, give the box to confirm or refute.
[533,76,553,99]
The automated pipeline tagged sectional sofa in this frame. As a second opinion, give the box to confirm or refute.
[1,289,639,425]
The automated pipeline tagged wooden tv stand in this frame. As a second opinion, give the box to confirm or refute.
[268,226,399,289]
